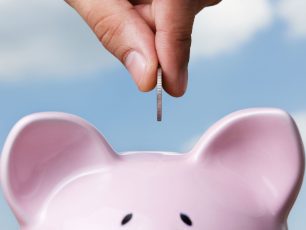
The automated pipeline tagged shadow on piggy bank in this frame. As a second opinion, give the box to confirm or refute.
[0,108,304,230]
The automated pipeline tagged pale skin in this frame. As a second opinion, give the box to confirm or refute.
[65,0,221,97]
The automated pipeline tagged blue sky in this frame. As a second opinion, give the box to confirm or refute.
[0,0,306,229]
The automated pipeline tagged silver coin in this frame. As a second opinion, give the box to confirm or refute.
[157,68,162,121]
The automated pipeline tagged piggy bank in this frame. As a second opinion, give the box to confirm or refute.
[0,108,304,230]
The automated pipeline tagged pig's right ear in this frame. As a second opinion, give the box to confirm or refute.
[0,112,118,225]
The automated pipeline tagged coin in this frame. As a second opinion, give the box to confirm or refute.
[157,68,162,122]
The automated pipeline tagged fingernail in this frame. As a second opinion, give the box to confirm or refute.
[125,51,146,86]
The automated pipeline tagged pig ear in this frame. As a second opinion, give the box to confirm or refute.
[1,112,117,225]
[191,108,304,218]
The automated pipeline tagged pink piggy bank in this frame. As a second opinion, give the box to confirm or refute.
[0,108,304,230]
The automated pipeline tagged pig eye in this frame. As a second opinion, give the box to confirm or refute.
[180,213,192,226]
[121,213,133,225]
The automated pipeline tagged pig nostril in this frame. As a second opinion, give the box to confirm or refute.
[121,213,133,225]
[180,213,192,226]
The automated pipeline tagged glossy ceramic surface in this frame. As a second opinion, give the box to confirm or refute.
[0,108,304,230]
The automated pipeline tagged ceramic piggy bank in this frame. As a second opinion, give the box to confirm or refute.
[0,108,304,230]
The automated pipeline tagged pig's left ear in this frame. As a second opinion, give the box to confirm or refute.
[191,108,304,218]
[1,112,117,225]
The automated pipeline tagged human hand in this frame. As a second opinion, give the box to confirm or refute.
[65,0,221,97]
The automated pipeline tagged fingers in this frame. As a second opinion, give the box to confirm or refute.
[66,0,158,92]
[66,0,222,96]
[152,0,197,97]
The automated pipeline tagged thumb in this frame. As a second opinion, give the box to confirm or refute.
[153,0,197,97]
[66,0,158,92]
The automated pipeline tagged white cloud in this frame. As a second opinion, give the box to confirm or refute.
[277,0,306,39]
[292,112,306,145]
[0,0,113,82]
[192,0,273,57]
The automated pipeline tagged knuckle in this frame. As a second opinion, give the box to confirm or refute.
[94,16,123,48]
[85,7,131,51]
[93,14,130,61]
[158,29,192,45]
[175,33,192,45]
[85,6,135,61]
